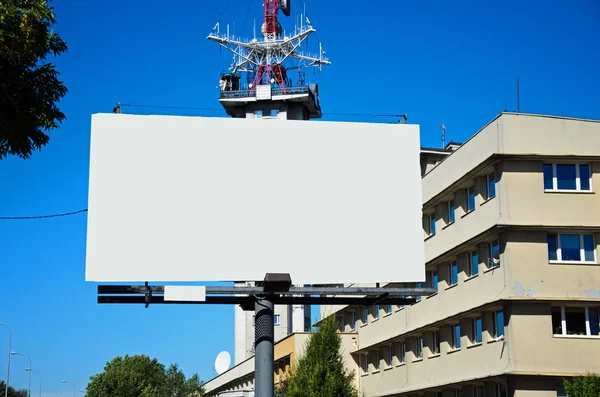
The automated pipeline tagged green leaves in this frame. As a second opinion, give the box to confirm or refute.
[84,354,206,397]
[563,373,600,397]
[283,315,359,397]
[0,0,68,160]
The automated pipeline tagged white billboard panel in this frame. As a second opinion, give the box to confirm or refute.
[85,114,424,284]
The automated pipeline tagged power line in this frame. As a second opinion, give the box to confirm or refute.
[0,209,88,220]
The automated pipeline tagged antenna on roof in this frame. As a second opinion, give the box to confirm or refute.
[438,123,446,148]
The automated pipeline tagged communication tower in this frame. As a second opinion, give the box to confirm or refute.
[207,0,330,120]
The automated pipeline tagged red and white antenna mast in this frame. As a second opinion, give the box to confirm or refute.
[207,0,329,98]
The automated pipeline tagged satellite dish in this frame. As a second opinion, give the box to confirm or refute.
[280,0,290,16]
[214,351,231,375]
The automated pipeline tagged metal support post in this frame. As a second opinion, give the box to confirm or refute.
[254,297,274,397]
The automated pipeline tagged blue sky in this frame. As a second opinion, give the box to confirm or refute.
[1,0,599,395]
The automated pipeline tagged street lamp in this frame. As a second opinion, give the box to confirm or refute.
[61,380,75,397]
[25,369,41,397]
[0,324,10,397]
[10,352,31,397]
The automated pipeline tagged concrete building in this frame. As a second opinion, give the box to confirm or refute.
[320,112,600,397]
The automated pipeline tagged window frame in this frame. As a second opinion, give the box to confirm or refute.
[552,306,600,338]
[491,311,505,340]
[465,185,476,213]
[448,261,458,286]
[368,349,380,372]
[468,249,479,277]
[450,323,461,350]
[544,163,592,192]
[424,212,436,237]
[431,330,440,356]
[487,239,501,269]
[428,269,439,293]
[413,336,423,360]
[394,341,406,365]
[547,233,597,264]
[359,354,368,376]
[446,199,455,224]
[471,317,483,344]
[383,346,393,369]
[361,307,369,326]
[484,171,496,200]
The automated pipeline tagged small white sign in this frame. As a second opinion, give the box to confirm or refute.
[164,286,207,302]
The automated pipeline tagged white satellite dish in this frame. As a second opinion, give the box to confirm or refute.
[214,351,232,375]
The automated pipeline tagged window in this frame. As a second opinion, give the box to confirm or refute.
[468,249,479,277]
[344,311,356,331]
[552,306,600,337]
[491,311,505,339]
[447,199,455,224]
[429,270,439,292]
[431,330,440,355]
[454,390,464,397]
[383,346,392,368]
[544,163,591,191]
[362,307,368,325]
[395,297,405,311]
[359,354,368,376]
[451,324,461,350]
[494,383,507,397]
[424,212,436,236]
[465,185,475,212]
[383,304,393,316]
[484,171,496,200]
[394,341,406,365]
[414,337,423,360]
[371,305,380,320]
[471,317,483,344]
[448,261,458,286]
[368,350,380,372]
[547,233,596,263]
[253,109,263,118]
[487,240,500,268]
[474,385,485,397]
[415,282,422,302]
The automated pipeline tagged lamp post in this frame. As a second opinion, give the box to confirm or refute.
[25,369,41,397]
[61,380,75,397]
[0,324,10,397]
[10,352,31,397]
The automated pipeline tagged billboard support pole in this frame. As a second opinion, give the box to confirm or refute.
[255,296,275,397]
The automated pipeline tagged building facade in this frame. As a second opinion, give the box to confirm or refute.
[321,112,600,397]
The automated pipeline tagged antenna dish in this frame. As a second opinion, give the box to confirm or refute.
[280,0,291,16]
[214,351,231,375]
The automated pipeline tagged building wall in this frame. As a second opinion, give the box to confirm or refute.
[509,302,600,375]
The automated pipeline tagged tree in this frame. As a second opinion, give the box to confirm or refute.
[0,381,28,397]
[85,354,206,397]
[0,0,68,160]
[563,373,600,397]
[283,315,359,397]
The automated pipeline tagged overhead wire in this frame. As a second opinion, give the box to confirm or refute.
[118,103,402,119]
[0,209,88,220]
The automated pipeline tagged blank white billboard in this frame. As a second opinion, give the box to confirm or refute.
[85,114,424,284]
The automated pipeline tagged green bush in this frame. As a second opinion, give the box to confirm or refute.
[563,373,600,397]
